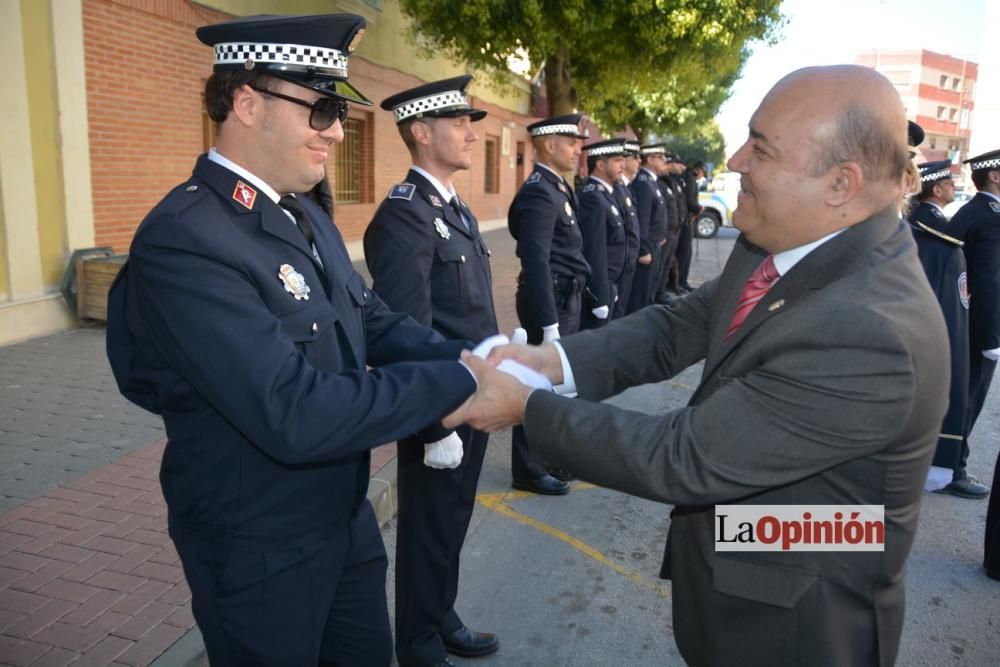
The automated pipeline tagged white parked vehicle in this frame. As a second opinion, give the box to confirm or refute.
[695,171,741,238]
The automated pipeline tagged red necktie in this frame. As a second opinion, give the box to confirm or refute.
[725,255,779,341]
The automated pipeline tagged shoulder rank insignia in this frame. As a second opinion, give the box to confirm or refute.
[611,204,620,217]
[389,183,415,201]
[959,272,970,309]
[526,172,541,184]
[278,264,310,300]
[564,202,573,217]
[990,201,1000,214]
[582,183,596,193]
[428,194,443,207]
[232,180,257,210]
[434,217,451,239]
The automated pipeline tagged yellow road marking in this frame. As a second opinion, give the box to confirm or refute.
[475,487,671,599]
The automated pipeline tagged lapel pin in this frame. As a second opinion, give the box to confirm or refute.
[434,218,451,240]
[429,194,442,207]
[278,264,311,300]
[768,299,785,312]
[232,180,257,210]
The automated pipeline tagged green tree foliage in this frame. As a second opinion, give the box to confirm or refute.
[399,0,784,134]
[661,120,727,167]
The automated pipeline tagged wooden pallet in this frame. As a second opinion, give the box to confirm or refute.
[76,254,127,321]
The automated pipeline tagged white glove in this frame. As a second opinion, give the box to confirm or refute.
[424,431,463,469]
[924,465,953,492]
[542,324,560,343]
[983,348,1000,361]
[511,327,528,345]
[592,305,609,320]
[471,334,552,390]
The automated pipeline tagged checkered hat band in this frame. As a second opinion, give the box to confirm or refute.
[970,158,1000,171]
[587,145,626,156]
[530,124,581,136]
[215,42,348,77]
[921,168,952,182]
[393,91,467,121]
[641,147,666,155]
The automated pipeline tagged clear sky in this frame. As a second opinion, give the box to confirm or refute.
[717,0,989,159]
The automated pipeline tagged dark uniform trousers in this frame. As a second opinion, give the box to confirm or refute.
[363,170,498,667]
[508,165,589,482]
[106,156,477,667]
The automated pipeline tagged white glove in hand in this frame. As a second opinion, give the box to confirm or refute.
[424,431,463,469]
[511,328,528,345]
[924,465,952,492]
[542,324,560,343]
[592,305,609,320]
[471,334,553,390]
[983,348,1000,362]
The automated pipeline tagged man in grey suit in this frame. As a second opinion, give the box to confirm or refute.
[446,65,949,666]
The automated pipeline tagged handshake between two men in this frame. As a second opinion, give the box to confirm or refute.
[443,334,566,433]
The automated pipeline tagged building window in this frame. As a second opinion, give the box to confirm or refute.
[929,137,937,150]
[333,114,373,204]
[485,135,500,194]
[952,77,961,90]
[949,108,958,122]
[940,74,949,88]
[937,105,946,120]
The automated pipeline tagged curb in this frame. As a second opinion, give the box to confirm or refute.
[148,457,400,667]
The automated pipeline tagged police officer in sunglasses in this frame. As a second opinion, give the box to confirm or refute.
[106,14,478,666]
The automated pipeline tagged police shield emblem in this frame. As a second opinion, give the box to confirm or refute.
[434,218,451,239]
[991,201,1000,214]
[564,202,572,217]
[959,272,970,309]
[626,196,632,207]
[278,264,311,300]
[611,205,620,217]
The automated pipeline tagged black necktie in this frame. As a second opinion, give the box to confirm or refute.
[278,195,315,246]
[448,197,468,230]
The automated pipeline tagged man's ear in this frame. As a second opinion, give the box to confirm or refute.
[410,119,433,146]
[988,170,1000,187]
[825,161,864,207]
[230,84,259,128]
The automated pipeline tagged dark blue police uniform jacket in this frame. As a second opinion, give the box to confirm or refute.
[614,180,641,269]
[106,155,476,549]
[912,200,949,234]
[578,176,627,309]
[508,165,591,327]
[949,192,1000,353]
[908,219,969,470]
[633,168,668,252]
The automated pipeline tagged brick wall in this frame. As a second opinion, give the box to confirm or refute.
[83,0,537,251]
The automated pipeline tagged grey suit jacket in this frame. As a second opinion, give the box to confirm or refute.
[526,210,949,666]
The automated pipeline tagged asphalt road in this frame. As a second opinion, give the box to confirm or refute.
[382,226,1000,666]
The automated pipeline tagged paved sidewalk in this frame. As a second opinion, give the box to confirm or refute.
[0,227,735,666]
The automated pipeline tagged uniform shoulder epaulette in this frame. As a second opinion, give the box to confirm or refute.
[989,200,1000,215]
[915,221,964,247]
[582,183,596,193]
[525,172,541,184]
[932,207,946,219]
[637,172,651,181]
[388,183,415,201]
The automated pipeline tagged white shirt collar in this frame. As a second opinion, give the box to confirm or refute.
[640,166,658,179]
[588,175,613,192]
[536,162,566,181]
[772,229,845,277]
[981,191,1000,204]
[207,148,281,204]
[620,175,631,186]
[410,165,458,203]
[928,201,946,214]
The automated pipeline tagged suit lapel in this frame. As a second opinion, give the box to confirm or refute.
[407,169,474,239]
[538,166,575,211]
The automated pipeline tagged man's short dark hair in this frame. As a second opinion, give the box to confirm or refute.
[811,104,909,183]
[586,154,605,174]
[204,71,276,123]
[972,168,999,190]
[915,179,940,202]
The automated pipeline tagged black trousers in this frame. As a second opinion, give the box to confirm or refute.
[512,286,581,481]
[626,244,659,314]
[175,501,391,667]
[614,260,637,319]
[963,353,997,476]
[675,221,694,288]
[985,450,1000,574]
[395,425,489,666]
[653,232,679,298]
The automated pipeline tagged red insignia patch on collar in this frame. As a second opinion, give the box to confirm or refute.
[232,180,257,210]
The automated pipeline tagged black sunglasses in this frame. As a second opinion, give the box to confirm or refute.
[249,85,350,131]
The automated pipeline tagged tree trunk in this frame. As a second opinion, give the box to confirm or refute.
[543,47,577,116]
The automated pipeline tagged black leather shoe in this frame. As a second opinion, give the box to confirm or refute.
[986,568,1000,582]
[936,476,990,499]
[512,474,569,495]
[653,292,674,305]
[548,467,574,482]
[429,658,457,667]
[442,626,499,658]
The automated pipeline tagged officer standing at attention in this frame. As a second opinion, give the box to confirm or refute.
[626,144,669,312]
[579,139,628,329]
[105,15,478,666]
[911,160,956,233]
[946,148,1000,500]
[902,123,969,492]
[653,149,681,305]
[508,113,590,495]
[613,141,641,317]
[364,75,499,667]
[672,155,700,294]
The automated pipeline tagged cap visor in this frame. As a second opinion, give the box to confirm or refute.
[277,74,373,106]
